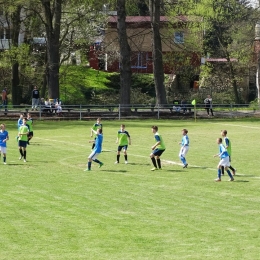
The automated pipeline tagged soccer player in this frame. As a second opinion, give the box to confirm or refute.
[221,130,236,176]
[214,138,234,182]
[90,117,102,150]
[18,118,29,163]
[179,129,189,168]
[150,125,165,171]
[0,123,9,164]
[85,128,104,171]
[26,113,34,145]
[115,124,131,164]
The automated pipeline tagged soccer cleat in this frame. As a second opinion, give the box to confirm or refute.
[84,168,91,171]
[125,161,128,164]
[4,162,6,165]
[215,178,221,182]
[114,161,119,164]
[23,159,26,163]
[229,178,235,182]
[19,156,23,160]
[232,169,236,176]
[151,167,158,171]
[183,164,188,168]
[221,173,224,176]
[98,162,104,168]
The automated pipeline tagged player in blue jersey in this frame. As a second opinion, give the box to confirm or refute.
[115,124,131,164]
[179,129,189,168]
[90,117,102,150]
[214,138,234,182]
[150,125,166,171]
[85,128,104,171]
[0,123,9,164]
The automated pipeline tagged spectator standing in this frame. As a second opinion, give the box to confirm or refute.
[32,86,40,110]
[204,95,214,116]
[2,87,8,112]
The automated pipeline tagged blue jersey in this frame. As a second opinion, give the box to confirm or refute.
[218,144,229,159]
[93,134,103,153]
[0,130,8,147]
[181,135,189,146]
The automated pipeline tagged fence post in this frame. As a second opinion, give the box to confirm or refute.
[80,104,82,121]
[157,104,160,120]
[118,104,121,120]
[39,104,42,120]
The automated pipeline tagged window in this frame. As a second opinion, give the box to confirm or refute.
[174,32,184,44]
[131,52,148,69]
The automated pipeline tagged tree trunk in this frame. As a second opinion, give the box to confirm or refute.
[41,0,62,100]
[117,0,132,114]
[149,0,167,105]
[11,6,22,105]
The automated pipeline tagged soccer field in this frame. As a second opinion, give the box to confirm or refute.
[0,119,260,259]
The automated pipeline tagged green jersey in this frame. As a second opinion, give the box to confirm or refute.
[92,123,102,136]
[154,132,165,150]
[27,119,33,132]
[19,125,29,141]
[117,130,130,146]
[224,136,231,156]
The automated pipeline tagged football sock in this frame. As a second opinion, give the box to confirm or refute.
[92,143,95,149]
[117,155,120,162]
[124,155,127,161]
[151,157,157,168]
[19,149,24,156]
[156,159,161,169]
[218,169,221,179]
[229,165,235,171]
[3,156,6,162]
[226,169,233,179]
[93,159,101,164]
[23,151,26,160]
[221,166,225,175]
[180,155,186,165]
[88,161,91,170]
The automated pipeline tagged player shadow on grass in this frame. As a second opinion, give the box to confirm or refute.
[101,170,128,173]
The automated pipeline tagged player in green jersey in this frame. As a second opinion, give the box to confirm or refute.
[26,113,34,145]
[150,126,165,171]
[18,118,29,162]
[115,124,131,164]
[221,130,236,176]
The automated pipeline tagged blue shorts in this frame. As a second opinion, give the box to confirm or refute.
[118,145,128,152]
[152,148,165,156]
[18,140,27,148]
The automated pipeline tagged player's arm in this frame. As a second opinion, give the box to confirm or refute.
[127,132,131,145]
[91,128,97,135]
[90,126,94,137]
[152,136,161,150]
[3,134,9,142]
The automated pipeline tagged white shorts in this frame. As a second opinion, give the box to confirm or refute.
[0,146,7,153]
[179,146,189,157]
[88,151,100,160]
[218,157,230,167]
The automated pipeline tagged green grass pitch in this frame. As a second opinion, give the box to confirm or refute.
[0,119,259,260]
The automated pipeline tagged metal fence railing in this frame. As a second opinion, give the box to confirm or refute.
[0,103,258,120]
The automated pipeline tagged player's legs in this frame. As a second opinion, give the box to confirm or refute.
[123,145,128,163]
[150,149,165,170]
[0,147,7,164]
[179,146,189,168]
[116,146,123,163]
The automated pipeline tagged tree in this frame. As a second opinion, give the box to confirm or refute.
[149,0,167,105]
[182,0,255,103]
[117,0,132,113]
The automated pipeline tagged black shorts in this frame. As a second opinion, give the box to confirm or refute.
[152,148,165,156]
[118,145,128,152]
[18,140,27,148]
